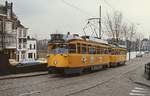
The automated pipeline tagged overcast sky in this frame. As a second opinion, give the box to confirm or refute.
[1,0,150,39]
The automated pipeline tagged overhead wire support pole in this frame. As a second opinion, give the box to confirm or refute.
[99,5,101,39]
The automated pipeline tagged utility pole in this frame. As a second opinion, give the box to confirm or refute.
[86,6,102,39]
[0,17,5,54]
[99,5,101,39]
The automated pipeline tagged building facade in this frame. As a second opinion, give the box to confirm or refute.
[37,39,49,58]
[26,36,37,60]
[0,1,18,59]
[0,1,37,63]
[16,21,28,62]
[141,38,150,51]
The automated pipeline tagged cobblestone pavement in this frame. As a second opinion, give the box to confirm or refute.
[0,54,150,96]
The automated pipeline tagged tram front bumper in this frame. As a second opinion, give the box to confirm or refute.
[48,67,83,75]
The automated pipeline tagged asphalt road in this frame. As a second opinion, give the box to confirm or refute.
[0,54,150,96]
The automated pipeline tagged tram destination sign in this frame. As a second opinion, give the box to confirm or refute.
[50,34,65,43]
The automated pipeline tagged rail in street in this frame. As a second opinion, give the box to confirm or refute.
[0,54,150,96]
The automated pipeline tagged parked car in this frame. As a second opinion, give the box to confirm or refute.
[136,53,143,57]
[36,58,47,64]
[18,59,40,66]
[144,51,149,54]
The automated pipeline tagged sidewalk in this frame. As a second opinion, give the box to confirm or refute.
[130,66,150,88]
[0,71,48,80]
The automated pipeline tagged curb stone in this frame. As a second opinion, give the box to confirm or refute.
[0,71,48,80]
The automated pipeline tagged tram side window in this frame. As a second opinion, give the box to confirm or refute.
[118,50,120,55]
[82,46,86,54]
[97,48,101,54]
[124,51,126,55]
[104,49,109,54]
[109,48,111,54]
[69,44,76,53]
[120,50,122,55]
[77,44,81,54]
[116,50,119,55]
[111,49,115,55]
[89,47,96,54]
[115,50,118,55]
[100,48,104,54]
[87,45,91,54]
[121,50,126,55]
[116,50,118,55]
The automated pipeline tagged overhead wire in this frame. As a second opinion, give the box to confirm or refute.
[102,0,133,24]
[61,0,119,37]
[61,0,94,17]
[102,0,116,11]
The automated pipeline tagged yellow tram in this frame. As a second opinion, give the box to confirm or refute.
[47,34,127,74]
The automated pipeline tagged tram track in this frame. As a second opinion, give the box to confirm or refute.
[0,56,149,96]
[41,58,148,96]
[0,74,64,91]
[64,57,150,96]
[65,64,144,96]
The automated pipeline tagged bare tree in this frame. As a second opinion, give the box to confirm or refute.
[105,11,123,43]
[134,32,144,51]
[128,24,136,41]
[125,23,136,60]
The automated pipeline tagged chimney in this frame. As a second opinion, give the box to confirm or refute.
[5,1,13,18]
[5,1,8,7]
[27,36,30,39]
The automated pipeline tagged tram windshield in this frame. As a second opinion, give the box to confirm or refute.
[50,43,68,54]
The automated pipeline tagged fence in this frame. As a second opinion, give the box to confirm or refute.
[145,63,150,80]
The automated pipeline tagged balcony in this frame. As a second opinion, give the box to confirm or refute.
[18,29,27,39]
[18,35,27,38]
[0,34,16,49]
[17,43,27,51]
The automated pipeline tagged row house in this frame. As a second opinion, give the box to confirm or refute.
[27,36,37,60]
[141,38,150,51]
[0,1,37,63]
[16,21,28,62]
[0,1,18,59]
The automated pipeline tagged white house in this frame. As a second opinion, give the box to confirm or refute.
[16,22,28,62]
[141,38,150,51]
[26,36,37,60]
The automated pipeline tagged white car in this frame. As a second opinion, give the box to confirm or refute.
[18,59,40,65]
[136,53,143,57]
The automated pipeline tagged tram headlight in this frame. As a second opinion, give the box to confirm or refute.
[63,54,68,57]
[53,60,58,64]
[47,54,50,58]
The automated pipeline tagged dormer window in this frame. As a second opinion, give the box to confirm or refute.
[5,21,12,33]
[7,9,11,18]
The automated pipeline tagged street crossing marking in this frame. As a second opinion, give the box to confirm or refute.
[129,93,146,96]
[129,87,147,96]
[132,90,147,93]
[135,87,147,90]
[18,91,40,96]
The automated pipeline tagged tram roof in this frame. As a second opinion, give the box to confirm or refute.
[68,39,110,47]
